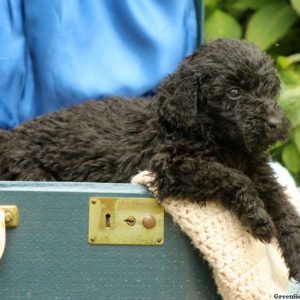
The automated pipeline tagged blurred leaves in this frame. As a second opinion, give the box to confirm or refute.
[291,0,300,15]
[245,2,297,50]
[277,63,300,127]
[276,61,300,179]
[230,0,278,11]
[205,10,242,41]
[282,143,300,173]
[278,85,300,127]
[294,127,300,151]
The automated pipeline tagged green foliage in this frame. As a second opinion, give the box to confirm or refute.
[203,0,300,183]
[291,0,300,16]
[282,143,300,173]
[229,0,277,11]
[205,10,242,41]
[245,2,297,50]
[275,60,300,181]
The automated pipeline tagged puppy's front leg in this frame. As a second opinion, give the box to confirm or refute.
[149,149,275,243]
[248,155,300,281]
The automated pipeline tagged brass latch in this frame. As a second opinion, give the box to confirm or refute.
[88,197,164,245]
[1,206,19,228]
[0,205,19,260]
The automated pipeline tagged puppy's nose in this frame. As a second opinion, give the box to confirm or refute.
[266,115,281,129]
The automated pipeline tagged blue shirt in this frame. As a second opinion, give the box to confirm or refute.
[0,0,198,128]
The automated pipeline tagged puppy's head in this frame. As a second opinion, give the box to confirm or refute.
[157,38,290,153]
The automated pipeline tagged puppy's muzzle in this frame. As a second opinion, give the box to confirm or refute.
[264,108,290,141]
[264,103,287,131]
[265,115,282,130]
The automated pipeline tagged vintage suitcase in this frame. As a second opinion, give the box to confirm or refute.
[0,182,220,300]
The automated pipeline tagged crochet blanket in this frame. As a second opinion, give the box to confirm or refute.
[132,163,300,300]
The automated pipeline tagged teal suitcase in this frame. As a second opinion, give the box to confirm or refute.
[0,182,220,300]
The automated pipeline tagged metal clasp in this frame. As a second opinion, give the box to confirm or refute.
[88,197,164,245]
[1,206,19,228]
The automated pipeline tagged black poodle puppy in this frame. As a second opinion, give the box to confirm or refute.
[0,39,300,280]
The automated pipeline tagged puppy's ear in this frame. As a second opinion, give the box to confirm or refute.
[156,72,204,133]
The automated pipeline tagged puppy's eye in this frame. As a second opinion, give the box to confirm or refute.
[228,88,241,99]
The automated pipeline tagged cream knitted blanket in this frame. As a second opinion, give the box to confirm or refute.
[132,163,300,300]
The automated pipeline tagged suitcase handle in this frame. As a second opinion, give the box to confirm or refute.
[0,209,5,260]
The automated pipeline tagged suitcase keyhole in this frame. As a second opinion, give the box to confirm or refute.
[105,213,111,228]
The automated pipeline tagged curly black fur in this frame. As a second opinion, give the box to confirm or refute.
[0,39,300,280]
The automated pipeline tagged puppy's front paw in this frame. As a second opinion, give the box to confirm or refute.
[243,207,276,243]
[280,227,300,281]
[286,236,300,281]
[131,171,158,197]
[290,264,300,282]
[289,231,300,281]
